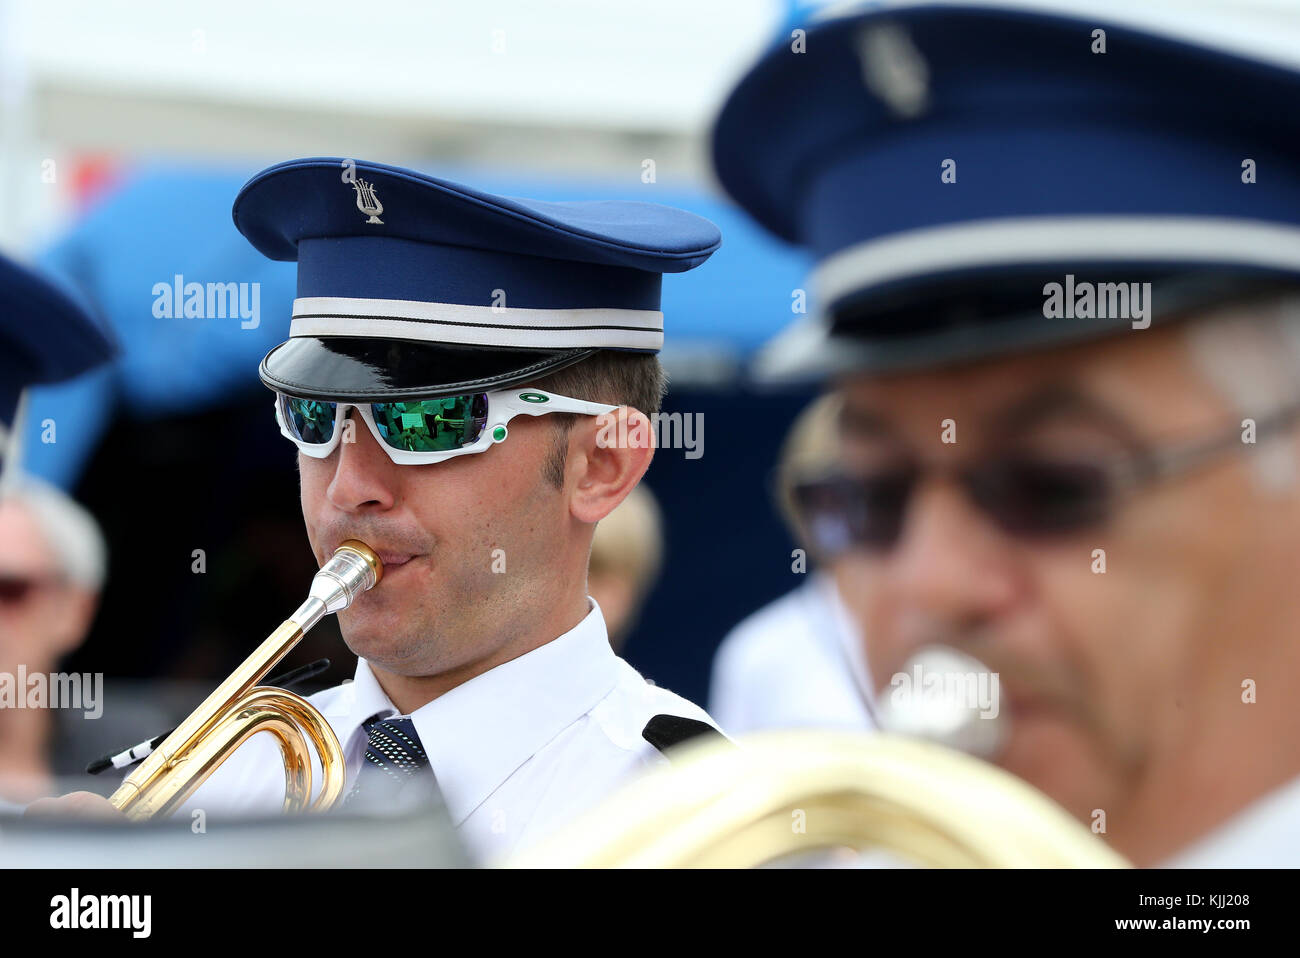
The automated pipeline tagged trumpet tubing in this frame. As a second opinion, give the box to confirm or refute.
[109,541,383,821]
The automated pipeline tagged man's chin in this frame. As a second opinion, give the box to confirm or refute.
[342,634,428,675]
[337,608,419,662]
[993,712,1113,824]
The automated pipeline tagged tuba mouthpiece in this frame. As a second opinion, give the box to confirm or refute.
[874,645,1007,760]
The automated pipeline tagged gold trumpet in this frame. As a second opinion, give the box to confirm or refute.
[109,541,383,821]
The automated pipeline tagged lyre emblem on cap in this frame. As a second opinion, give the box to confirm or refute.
[351,177,385,224]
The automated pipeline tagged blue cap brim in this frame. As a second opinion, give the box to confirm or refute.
[235,158,720,272]
[713,4,1300,377]
[261,337,595,401]
[0,254,116,424]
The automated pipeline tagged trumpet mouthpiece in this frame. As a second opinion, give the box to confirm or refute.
[336,540,383,586]
[308,540,384,615]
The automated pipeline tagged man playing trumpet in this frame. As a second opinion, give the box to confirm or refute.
[30,158,724,863]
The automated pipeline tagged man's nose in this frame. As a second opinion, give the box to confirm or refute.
[324,410,399,513]
[884,477,1023,641]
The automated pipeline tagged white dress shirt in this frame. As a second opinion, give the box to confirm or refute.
[175,599,719,863]
[709,573,876,734]
[1162,774,1300,867]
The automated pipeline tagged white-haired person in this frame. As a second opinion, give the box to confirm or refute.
[709,393,876,734]
[0,475,106,805]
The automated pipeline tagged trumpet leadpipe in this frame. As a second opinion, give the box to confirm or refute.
[108,540,382,820]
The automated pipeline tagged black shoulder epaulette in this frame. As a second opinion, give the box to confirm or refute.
[641,713,733,760]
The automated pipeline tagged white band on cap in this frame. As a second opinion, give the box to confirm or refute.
[812,216,1300,307]
[290,296,664,350]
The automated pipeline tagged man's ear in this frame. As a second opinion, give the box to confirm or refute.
[568,407,654,523]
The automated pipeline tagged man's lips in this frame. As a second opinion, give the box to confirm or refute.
[344,552,425,606]
[324,541,425,580]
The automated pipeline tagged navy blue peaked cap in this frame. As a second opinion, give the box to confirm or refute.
[0,254,116,427]
[234,158,721,400]
[712,3,1300,378]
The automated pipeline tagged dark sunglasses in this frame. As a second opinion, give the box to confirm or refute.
[790,404,1300,554]
[0,575,60,606]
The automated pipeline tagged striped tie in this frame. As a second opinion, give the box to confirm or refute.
[343,714,437,810]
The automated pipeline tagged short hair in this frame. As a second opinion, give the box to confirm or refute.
[1180,285,1300,490]
[0,474,107,590]
[774,392,845,554]
[526,351,667,488]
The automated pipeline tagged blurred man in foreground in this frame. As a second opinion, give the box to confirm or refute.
[713,3,1300,865]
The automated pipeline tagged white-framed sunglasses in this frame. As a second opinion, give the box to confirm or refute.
[273,388,618,465]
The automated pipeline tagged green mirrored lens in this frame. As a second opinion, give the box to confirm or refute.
[371,395,488,452]
[284,397,336,444]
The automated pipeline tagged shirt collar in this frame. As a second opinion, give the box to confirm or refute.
[1162,773,1300,866]
[334,599,620,825]
[810,573,873,691]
